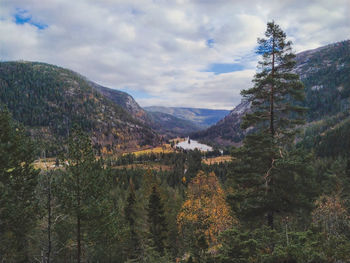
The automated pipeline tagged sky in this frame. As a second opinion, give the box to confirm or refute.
[1,0,349,110]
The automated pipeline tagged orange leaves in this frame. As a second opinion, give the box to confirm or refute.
[177,171,236,248]
[312,194,350,236]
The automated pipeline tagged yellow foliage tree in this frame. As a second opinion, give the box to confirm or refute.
[177,171,236,253]
[312,194,350,236]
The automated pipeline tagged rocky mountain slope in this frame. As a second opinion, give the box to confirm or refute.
[91,85,202,137]
[91,83,149,124]
[0,61,159,155]
[192,40,350,146]
[297,40,350,120]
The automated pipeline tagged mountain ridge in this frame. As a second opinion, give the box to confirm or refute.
[91,85,203,137]
[144,106,230,128]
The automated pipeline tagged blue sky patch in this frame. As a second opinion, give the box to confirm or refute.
[131,8,144,16]
[206,39,215,48]
[205,63,245,75]
[121,89,154,99]
[14,8,47,30]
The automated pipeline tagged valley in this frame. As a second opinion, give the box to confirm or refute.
[33,137,227,172]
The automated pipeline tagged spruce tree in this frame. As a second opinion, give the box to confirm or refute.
[124,179,141,261]
[147,185,168,255]
[230,21,312,229]
[0,109,39,262]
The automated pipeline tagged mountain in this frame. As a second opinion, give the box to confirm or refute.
[91,83,149,123]
[192,40,350,146]
[144,106,230,128]
[146,111,202,138]
[90,85,202,137]
[0,61,159,155]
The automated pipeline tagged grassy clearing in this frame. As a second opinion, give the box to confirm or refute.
[128,144,175,156]
[202,155,232,165]
[33,158,58,170]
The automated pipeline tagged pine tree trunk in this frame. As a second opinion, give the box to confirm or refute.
[47,173,52,263]
[270,34,275,137]
[268,33,276,230]
[267,211,274,229]
[77,173,81,263]
[77,213,81,263]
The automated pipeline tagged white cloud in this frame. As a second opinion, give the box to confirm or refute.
[0,0,348,109]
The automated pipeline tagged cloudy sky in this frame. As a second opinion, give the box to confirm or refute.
[1,0,349,109]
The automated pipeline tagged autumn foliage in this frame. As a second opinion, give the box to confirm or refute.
[177,171,235,251]
[312,194,350,236]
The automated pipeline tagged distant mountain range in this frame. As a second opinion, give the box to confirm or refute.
[144,106,229,128]
[192,40,350,147]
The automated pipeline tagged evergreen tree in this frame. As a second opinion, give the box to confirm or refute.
[216,227,259,263]
[37,168,55,263]
[124,179,141,261]
[0,109,39,262]
[230,21,311,229]
[345,142,350,202]
[58,126,104,263]
[147,185,168,254]
[186,149,202,180]
[241,20,306,139]
[168,153,185,187]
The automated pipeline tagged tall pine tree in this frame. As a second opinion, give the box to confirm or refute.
[230,21,313,229]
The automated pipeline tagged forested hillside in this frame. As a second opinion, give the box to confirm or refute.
[0,61,159,155]
[91,83,149,124]
[146,111,202,138]
[297,40,350,120]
